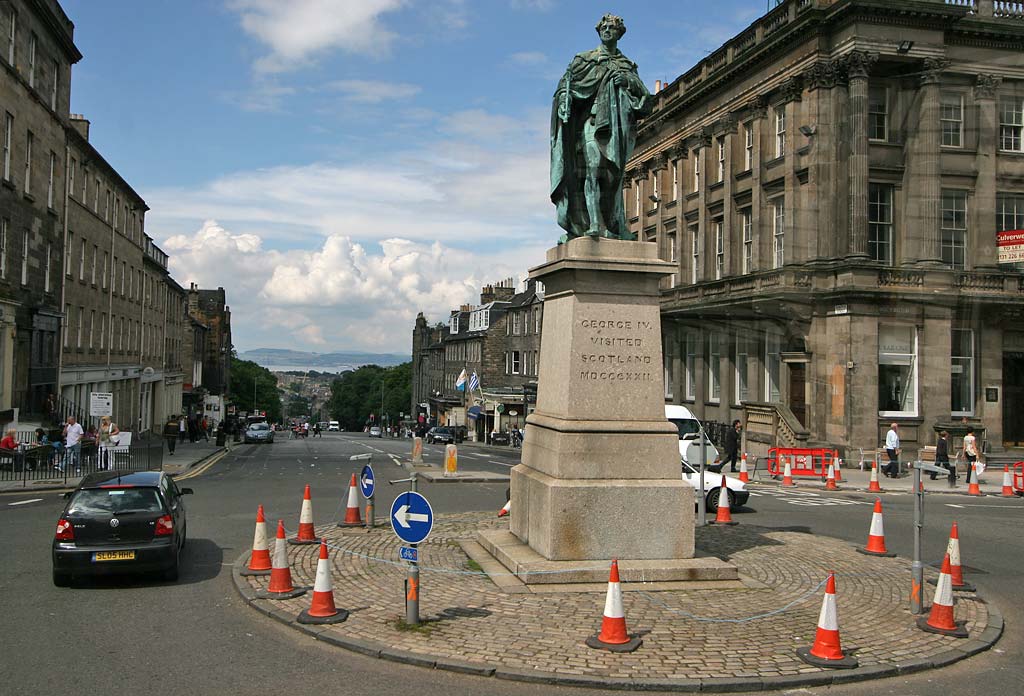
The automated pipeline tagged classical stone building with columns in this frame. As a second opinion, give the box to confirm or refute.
[628,0,1024,458]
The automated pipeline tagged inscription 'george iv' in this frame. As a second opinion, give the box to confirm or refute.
[576,317,657,382]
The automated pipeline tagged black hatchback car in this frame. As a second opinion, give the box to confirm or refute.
[426,426,455,444]
[52,471,192,586]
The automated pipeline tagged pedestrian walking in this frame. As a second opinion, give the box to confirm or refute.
[962,427,979,484]
[200,416,210,442]
[63,416,85,473]
[312,422,321,438]
[46,392,58,426]
[163,416,178,455]
[723,419,741,473]
[97,415,120,471]
[223,419,233,452]
[178,415,187,442]
[884,422,901,478]
[933,430,955,486]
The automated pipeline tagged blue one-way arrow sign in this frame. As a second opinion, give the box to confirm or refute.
[360,464,375,499]
[390,491,434,544]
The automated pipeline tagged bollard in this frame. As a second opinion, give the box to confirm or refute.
[411,436,423,464]
[697,430,707,527]
[405,552,420,625]
[444,444,458,477]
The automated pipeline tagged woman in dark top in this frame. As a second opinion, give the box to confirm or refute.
[933,430,955,486]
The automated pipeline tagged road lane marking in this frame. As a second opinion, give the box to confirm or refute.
[489,461,515,468]
[8,498,43,506]
[944,503,1024,509]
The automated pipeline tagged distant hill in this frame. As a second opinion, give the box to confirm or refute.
[239,348,408,371]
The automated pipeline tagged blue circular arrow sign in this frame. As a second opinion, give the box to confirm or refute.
[389,491,434,544]
[360,464,375,499]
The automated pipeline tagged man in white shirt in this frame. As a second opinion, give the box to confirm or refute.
[884,423,900,478]
[63,416,85,473]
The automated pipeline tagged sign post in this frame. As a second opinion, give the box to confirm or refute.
[389,487,434,626]
[910,460,949,614]
[90,392,113,418]
[360,463,376,528]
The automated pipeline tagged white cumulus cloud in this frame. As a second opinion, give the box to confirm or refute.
[229,0,406,72]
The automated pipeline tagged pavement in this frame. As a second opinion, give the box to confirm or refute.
[233,510,1003,692]
[0,438,225,493]
[741,460,1023,498]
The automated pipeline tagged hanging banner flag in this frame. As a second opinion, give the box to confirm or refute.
[469,371,480,392]
[455,369,468,391]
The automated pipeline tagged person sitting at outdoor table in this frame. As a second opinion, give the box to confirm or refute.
[0,428,18,450]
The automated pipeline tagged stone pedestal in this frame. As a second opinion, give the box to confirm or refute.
[507,238,695,567]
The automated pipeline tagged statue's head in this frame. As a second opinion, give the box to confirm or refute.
[595,14,626,40]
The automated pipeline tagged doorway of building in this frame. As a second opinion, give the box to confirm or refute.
[1004,353,1024,447]
[789,363,807,427]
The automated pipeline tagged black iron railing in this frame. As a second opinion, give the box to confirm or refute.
[0,439,164,486]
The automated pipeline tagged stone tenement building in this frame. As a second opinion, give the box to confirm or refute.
[411,278,543,438]
[3,0,228,433]
[626,0,1024,457]
[186,285,232,422]
[0,0,79,417]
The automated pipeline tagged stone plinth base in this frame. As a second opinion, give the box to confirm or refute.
[477,529,738,585]
[510,464,694,560]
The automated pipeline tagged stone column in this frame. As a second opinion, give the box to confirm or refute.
[908,58,948,266]
[972,74,1002,270]
[845,51,877,259]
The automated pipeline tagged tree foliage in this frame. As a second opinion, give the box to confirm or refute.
[327,362,412,431]
[229,357,283,423]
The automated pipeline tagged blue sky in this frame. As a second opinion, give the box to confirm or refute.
[61,0,763,354]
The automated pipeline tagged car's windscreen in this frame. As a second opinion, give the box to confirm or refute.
[669,418,700,440]
[250,423,270,431]
[68,488,164,514]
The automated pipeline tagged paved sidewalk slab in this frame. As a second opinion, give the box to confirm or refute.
[234,512,1002,691]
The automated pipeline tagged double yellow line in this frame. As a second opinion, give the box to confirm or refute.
[175,448,229,481]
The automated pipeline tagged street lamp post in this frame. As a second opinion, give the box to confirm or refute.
[253,374,257,416]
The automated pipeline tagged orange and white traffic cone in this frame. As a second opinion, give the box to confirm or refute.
[781,457,796,487]
[297,541,349,624]
[738,454,749,483]
[834,458,843,482]
[241,504,272,576]
[929,522,975,592]
[338,474,364,527]
[1001,466,1015,498]
[585,560,642,652]
[497,499,511,517]
[824,464,838,491]
[710,476,738,525]
[917,553,969,637]
[967,464,983,496]
[868,462,883,493]
[256,520,307,599]
[796,572,858,668]
[289,484,321,545]
[857,499,895,557]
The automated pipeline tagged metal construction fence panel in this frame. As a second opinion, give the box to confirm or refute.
[0,440,164,486]
[766,447,838,478]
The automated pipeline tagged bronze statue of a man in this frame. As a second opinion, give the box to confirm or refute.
[550,14,651,243]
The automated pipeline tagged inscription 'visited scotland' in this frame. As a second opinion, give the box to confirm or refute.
[577,317,656,382]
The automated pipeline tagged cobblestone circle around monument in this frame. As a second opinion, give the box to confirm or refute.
[234,512,1002,691]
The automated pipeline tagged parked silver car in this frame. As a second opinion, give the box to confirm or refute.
[244,422,274,444]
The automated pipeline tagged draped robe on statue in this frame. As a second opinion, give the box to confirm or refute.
[550,46,651,242]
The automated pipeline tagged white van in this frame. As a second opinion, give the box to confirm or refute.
[328,421,340,432]
[665,405,747,511]
[665,405,721,470]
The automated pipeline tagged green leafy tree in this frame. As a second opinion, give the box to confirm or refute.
[327,362,412,431]
[229,357,283,423]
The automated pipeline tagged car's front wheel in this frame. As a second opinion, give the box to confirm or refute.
[706,488,736,513]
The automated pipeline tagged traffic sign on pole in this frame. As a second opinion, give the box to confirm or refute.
[360,464,375,499]
[390,491,434,544]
